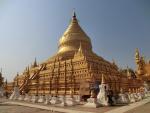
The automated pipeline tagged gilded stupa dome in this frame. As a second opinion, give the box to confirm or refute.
[57,12,92,57]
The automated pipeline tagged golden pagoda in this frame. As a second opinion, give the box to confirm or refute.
[11,12,143,98]
[135,48,150,88]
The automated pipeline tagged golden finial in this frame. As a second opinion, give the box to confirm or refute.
[135,48,138,51]
[135,49,140,66]
[72,8,76,18]
[135,48,140,60]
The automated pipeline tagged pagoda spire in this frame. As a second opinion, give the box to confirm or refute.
[135,48,140,64]
[78,42,83,53]
[127,66,131,79]
[101,74,106,84]
[71,10,78,23]
[33,57,37,67]
[72,9,76,19]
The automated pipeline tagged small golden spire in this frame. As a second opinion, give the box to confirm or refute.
[127,66,131,79]
[71,10,78,24]
[78,42,83,53]
[135,48,140,56]
[135,48,139,53]
[72,9,76,19]
[135,48,140,63]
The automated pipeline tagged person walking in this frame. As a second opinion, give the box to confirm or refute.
[107,89,114,106]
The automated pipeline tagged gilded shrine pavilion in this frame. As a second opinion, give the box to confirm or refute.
[11,12,143,98]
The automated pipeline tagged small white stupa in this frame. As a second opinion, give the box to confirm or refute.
[97,74,109,106]
[9,73,20,100]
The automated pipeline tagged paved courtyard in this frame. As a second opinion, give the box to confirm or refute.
[0,98,59,113]
[0,104,60,113]
[0,98,117,113]
[0,102,116,113]
[0,97,150,113]
[125,102,150,113]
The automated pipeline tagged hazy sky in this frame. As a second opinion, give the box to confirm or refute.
[0,0,150,81]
